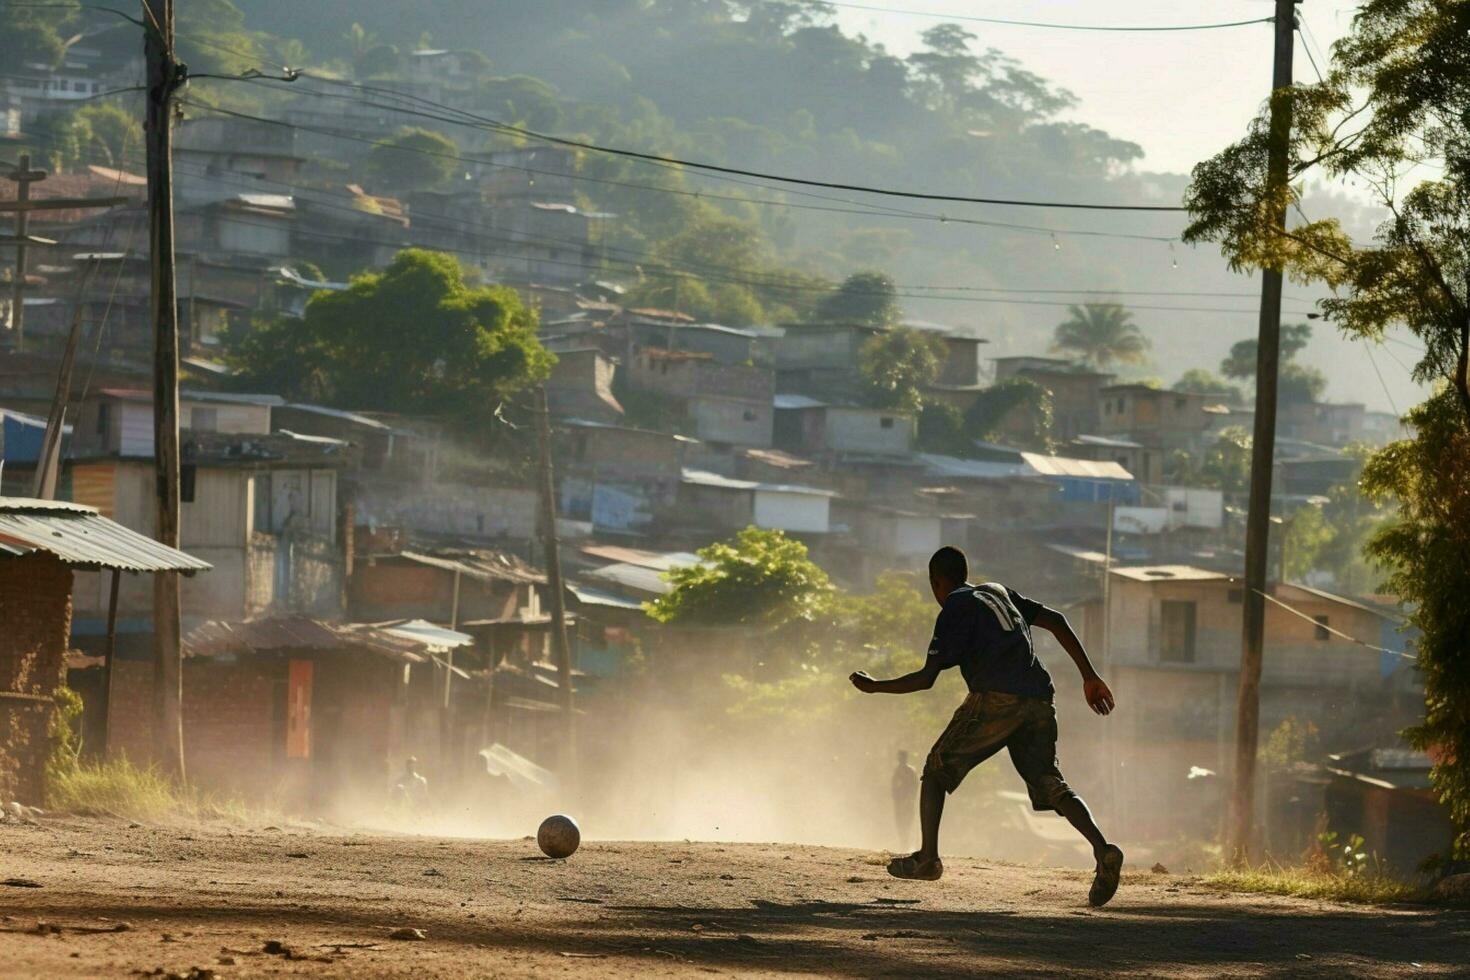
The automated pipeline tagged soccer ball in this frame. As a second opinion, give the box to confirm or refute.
[537,814,580,859]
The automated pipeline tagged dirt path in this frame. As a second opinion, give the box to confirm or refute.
[1,817,1465,978]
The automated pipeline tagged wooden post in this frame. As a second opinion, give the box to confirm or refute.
[100,569,121,755]
[1229,0,1298,864]
[5,154,40,351]
[534,386,575,774]
[144,0,186,779]
[2,156,121,352]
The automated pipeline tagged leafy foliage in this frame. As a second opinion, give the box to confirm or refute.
[0,0,78,69]
[1185,1,1470,853]
[25,102,142,172]
[811,271,901,328]
[1362,391,1470,856]
[1050,303,1151,370]
[227,249,552,419]
[916,401,971,455]
[857,327,941,414]
[964,377,1054,451]
[646,527,835,628]
[365,127,460,192]
[1220,323,1327,404]
[1173,368,1243,404]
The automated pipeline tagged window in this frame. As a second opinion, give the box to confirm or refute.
[95,401,111,436]
[1160,600,1197,663]
[1314,615,1330,641]
[880,416,895,429]
[1116,397,1126,413]
[742,409,757,422]
[1174,396,1187,410]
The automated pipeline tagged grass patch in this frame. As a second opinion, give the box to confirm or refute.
[1206,866,1428,905]
[47,758,268,824]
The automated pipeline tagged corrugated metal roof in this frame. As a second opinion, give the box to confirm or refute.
[0,497,210,572]
[772,394,826,410]
[381,618,475,650]
[567,582,646,610]
[918,453,1028,479]
[579,544,699,571]
[682,468,837,497]
[584,562,675,596]
[1019,453,1134,481]
[183,617,431,662]
[397,549,546,585]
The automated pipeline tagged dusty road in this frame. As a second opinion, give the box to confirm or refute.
[1,817,1466,978]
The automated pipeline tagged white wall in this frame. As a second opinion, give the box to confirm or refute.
[824,408,913,456]
[752,490,830,533]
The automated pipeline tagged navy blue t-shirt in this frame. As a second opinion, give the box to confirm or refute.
[926,583,1054,699]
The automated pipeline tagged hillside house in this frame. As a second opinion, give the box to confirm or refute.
[1097,385,1227,454]
[679,469,836,534]
[994,357,1116,443]
[629,348,774,447]
[1076,567,1411,839]
[773,395,915,459]
[545,348,623,424]
[173,117,305,209]
[73,389,281,457]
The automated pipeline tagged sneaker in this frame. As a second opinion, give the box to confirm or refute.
[887,852,944,881]
[1089,845,1124,907]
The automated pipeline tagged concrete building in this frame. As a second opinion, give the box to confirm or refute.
[773,396,915,459]
[1076,567,1411,840]
[544,348,623,425]
[1097,384,1229,454]
[629,348,774,447]
[994,356,1116,443]
[678,469,836,534]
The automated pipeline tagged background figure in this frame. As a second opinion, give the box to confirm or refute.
[392,756,430,810]
[891,749,919,851]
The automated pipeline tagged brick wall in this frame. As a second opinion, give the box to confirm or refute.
[106,657,281,795]
[0,553,72,805]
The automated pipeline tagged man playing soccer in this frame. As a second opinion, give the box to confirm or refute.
[849,546,1125,907]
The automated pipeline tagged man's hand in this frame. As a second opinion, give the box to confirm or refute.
[1084,677,1115,716]
[849,670,879,694]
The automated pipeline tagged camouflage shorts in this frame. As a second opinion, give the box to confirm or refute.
[923,690,1076,812]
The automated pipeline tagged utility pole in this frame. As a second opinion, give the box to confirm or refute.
[2,155,44,351]
[1229,0,1299,864]
[143,0,187,779]
[2,155,121,351]
[533,386,575,776]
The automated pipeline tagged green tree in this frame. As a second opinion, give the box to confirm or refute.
[1363,392,1470,854]
[646,527,834,628]
[964,377,1054,451]
[1183,0,1470,853]
[1050,303,1151,370]
[227,249,551,418]
[365,127,460,192]
[858,326,941,414]
[811,270,901,327]
[1220,323,1326,404]
[0,1,77,69]
[917,401,971,455]
[1173,368,1243,404]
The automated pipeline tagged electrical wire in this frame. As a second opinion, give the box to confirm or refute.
[819,2,1275,33]
[190,83,1187,212]
[1253,588,1413,660]
[184,95,1187,248]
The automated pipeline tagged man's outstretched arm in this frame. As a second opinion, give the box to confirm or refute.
[1031,607,1115,716]
[850,660,942,695]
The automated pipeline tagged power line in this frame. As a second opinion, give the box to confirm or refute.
[821,1,1275,33]
[198,77,1186,212]
[184,95,1187,250]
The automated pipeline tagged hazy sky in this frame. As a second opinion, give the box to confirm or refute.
[832,0,1357,175]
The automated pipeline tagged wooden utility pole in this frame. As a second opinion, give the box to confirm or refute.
[1229,0,1299,864]
[143,0,187,779]
[2,154,44,351]
[3,155,121,351]
[533,386,575,772]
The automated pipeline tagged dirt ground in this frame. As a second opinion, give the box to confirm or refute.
[1,817,1466,978]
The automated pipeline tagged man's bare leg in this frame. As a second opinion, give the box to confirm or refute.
[1053,793,1124,907]
[889,777,946,880]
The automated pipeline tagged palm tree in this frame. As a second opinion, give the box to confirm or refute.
[1050,303,1151,369]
